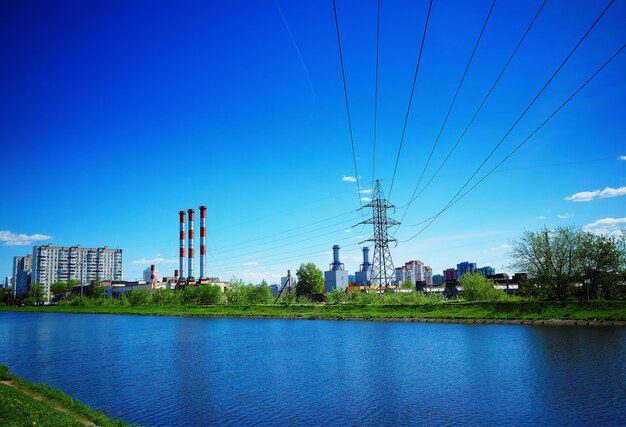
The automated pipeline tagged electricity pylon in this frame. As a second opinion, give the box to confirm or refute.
[356,180,399,290]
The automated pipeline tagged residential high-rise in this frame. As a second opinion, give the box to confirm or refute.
[32,245,122,301]
[12,255,32,297]
[424,266,433,286]
[478,266,495,277]
[432,274,444,285]
[456,261,477,279]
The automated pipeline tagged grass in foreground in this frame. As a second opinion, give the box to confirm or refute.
[2,300,625,322]
[0,366,130,427]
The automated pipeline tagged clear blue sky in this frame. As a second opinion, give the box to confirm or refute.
[1,0,625,283]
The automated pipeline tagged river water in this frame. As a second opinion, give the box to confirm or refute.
[0,312,624,426]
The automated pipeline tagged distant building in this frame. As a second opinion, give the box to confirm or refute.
[444,268,457,283]
[432,274,444,285]
[324,245,349,292]
[424,266,433,286]
[355,247,372,286]
[269,284,280,298]
[456,261,477,279]
[32,244,123,301]
[478,266,495,277]
[395,266,410,284]
[2,276,12,289]
[143,265,159,284]
[13,255,32,297]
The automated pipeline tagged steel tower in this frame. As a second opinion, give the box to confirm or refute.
[356,180,399,290]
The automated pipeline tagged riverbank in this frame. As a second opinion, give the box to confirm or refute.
[0,366,130,426]
[2,301,625,325]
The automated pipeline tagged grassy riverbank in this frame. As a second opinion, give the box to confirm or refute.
[2,300,625,323]
[0,366,130,427]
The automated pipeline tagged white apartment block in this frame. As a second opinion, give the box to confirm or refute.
[32,245,123,300]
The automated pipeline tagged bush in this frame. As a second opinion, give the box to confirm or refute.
[180,285,223,305]
[459,272,507,302]
[151,289,180,306]
[128,290,151,306]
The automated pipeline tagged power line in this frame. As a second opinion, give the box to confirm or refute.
[402,40,625,242]
[372,0,381,183]
[388,0,433,200]
[405,0,497,205]
[332,0,364,214]
[397,0,546,219]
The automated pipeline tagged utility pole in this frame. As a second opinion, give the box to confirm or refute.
[356,180,399,292]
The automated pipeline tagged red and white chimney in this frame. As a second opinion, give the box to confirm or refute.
[188,208,195,280]
[199,205,207,279]
[179,211,186,282]
[174,269,179,284]
[150,264,156,288]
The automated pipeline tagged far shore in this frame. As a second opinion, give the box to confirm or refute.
[2,300,625,326]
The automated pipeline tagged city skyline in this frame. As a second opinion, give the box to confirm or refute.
[1,0,625,283]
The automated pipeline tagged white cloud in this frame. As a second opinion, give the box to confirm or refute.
[360,197,372,202]
[557,213,574,219]
[0,230,51,246]
[243,261,259,266]
[618,156,626,161]
[344,229,352,233]
[565,186,626,202]
[132,257,178,265]
[342,176,357,182]
[583,217,626,236]
[536,215,547,220]
[359,189,372,194]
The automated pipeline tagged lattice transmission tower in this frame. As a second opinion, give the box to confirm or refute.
[356,180,400,290]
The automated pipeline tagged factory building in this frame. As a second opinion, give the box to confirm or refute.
[32,244,122,301]
[324,245,349,292]
[12,255,32,297]
[354,247,372,286]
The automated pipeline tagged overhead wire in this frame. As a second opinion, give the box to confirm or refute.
[402,0,497,206]
[372,0,381,183]
[397,0,546,223]
[388,0,433,200]
[332,0,364,215]
[402,39,624,242]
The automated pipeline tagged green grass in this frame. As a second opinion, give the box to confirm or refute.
[2,300,625,322]
[0,366,130,427]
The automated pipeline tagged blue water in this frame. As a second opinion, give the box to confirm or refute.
[0,312,624,426]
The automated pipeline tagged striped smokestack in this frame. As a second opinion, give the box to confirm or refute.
[199,205,207,279]
[179,211,186,282]
[150,264,156,281]
[188,208,195,280]
[174,269,179,284]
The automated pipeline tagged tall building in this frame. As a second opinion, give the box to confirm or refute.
[32,245,122,301]
[478,266,495,277]
[432,274,444,285]
[456,261,477,279]
[12,255,32,297]
[405,260,425,283]
[1,276,10,289]
[424,266,433,286]
[395,266,411,284]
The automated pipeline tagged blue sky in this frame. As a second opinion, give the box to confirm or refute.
[1,0,625,283]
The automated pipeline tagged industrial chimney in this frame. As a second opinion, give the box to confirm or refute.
[330,244,344,271]
[179,211,186,282]
[361,247,371,271]
[188,208,195,280]
[174,269,179,284]
[150,264,156,288]
[199,205,207,279]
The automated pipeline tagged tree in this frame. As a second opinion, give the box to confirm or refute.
[459,272,506,302]
[51,281,72,299]
[577,230,626,300]
[509,226,626,301]
[28,283,45,306]
[89,277,103,298]
[295,263,324,299]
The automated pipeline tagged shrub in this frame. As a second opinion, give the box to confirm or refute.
[459,272,507,302]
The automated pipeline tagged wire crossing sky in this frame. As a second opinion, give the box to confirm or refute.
[0,0,624,283]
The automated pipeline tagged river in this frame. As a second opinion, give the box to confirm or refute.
[1,312,624,426]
